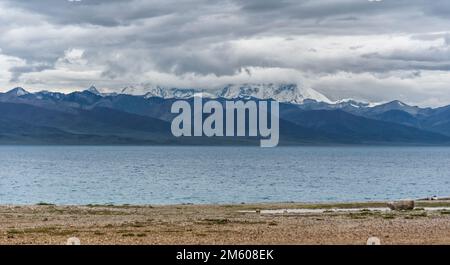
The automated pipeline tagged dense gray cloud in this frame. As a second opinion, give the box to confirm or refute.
[1,0,450,106]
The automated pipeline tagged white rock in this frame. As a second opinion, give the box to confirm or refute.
[366,237,381,245]
[66,237,81,245]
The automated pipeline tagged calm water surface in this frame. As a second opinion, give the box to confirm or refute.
[0,146,449,205]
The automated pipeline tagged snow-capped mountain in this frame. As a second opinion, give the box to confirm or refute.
[6,87,30,97]
[145,88,200,99]
[333,98,371,108]
[121,84,195,99]
[84,85,118,97]
[35,90,64,100]
[0,87,33,101]
[219,83,331,104]
[1,85,450,145]
[86,85,102,96]
[120,83,331,104]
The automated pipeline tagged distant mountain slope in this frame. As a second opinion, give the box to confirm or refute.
[0,102,173,144]
[372,110,421,128]
[282,109,450,144]
[0,102,332,145]
[0,116,147,145]
[420,106,450,136]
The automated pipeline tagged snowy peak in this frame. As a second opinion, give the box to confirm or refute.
[385,100,408,108]
[85,85,102,96]
[371,100,422,115]
[35,90,64,100]
[333,98,371,108]
[121,84,201,99]
[219,83,331,104]
[6,87,30,96]
[83,85,120,97]
[145,88,199,99]
[121,84,155,96]
[120,83,331,104]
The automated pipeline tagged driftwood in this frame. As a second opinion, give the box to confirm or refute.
[387,200,415,211]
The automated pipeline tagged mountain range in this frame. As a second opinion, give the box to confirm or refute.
[1,84,450,145]
[121,83,331,104]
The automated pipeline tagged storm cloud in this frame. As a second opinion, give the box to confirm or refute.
[1,0,450,106]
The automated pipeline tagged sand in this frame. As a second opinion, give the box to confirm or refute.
[1,201,450,245]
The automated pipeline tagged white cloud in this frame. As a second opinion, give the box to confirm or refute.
[310,70,450,107]
[0,52,26,88]
[1,0,450,106]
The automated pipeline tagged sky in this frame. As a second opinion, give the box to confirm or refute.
[1,0,450,106]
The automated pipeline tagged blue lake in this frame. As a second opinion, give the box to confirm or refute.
[0,146,449,205]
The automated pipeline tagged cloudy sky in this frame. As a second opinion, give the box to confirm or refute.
[1,0,450,106]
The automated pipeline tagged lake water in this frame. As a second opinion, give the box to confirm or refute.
[0,146,449,205]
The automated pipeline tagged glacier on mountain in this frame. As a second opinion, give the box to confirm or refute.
[120,83,331,104]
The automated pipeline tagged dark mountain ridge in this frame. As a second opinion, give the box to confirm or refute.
[0,86,449,145]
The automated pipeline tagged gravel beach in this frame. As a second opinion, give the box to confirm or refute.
[1,201,450,245]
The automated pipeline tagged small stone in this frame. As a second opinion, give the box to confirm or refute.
[367,237,381,245]
[387,200,415,211]
[66,237,81,245]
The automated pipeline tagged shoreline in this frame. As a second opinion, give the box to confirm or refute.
[1,201,450,245]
